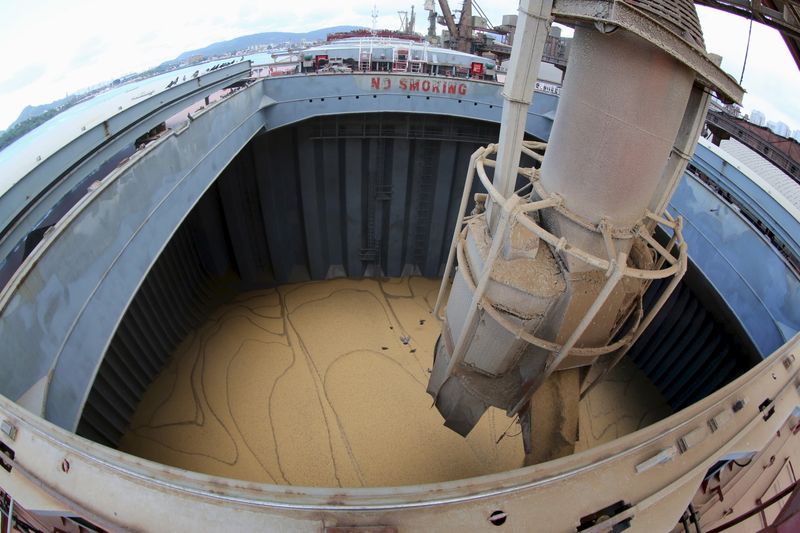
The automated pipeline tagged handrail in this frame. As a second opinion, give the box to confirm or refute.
[706,110,800,181]
[434,141,689,409]
[454,231,645,357]
[472,143,686,280]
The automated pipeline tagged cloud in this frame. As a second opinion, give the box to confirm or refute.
[0,64,47,93]
[1,1,799,133]
[70,37,112,67]
[698,6,800,131]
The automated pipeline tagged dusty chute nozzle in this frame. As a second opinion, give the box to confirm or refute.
[427,0,743,458]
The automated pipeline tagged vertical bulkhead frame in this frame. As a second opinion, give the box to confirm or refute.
[427,0,744,457]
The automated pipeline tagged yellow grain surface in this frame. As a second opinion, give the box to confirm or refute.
[119,277,525,487]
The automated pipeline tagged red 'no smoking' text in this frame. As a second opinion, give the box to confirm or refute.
[371,77,468,96]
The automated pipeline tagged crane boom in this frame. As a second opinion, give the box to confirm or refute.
[437,0,459,41]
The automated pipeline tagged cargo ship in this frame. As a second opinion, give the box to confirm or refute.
[0,1,799,532]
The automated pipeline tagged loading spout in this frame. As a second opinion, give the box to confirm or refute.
[427,0,743,458]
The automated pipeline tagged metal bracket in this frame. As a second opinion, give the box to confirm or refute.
[577,500,633,532]
[0,439,14,473]
[0,420,15,441]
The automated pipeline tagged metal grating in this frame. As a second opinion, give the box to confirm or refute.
[625,0,705,48]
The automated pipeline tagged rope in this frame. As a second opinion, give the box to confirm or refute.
[740,5,754,85]
[472,0,495,30]
[495,415,522,444]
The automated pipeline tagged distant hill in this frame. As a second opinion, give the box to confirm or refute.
[1,105,73,151]
[6,25,361,131]
[8,98,71,130]
[169,25,364,64]
[3,25,364,152]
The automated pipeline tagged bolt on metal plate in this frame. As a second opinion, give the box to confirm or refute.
[0,420,16,441]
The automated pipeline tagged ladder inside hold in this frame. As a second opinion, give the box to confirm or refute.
[359,52,372,71]
[358,38,373,72]
[393,48,409,72]
[410,61,423,73]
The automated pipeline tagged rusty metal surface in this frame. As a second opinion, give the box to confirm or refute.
[706,110,800,181]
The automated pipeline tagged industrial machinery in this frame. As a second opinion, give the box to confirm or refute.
[431,0,567,64]
[398,6,416,35]
[428,0,743,459]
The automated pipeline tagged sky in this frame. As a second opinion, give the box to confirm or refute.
[1,1,799,133]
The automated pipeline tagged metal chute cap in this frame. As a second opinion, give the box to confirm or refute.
[552,0,745,104]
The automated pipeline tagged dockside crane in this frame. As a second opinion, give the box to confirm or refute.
[436,0,473,53]
[398,6,416,35]
[424,0,438,42]
[429,1,518,61]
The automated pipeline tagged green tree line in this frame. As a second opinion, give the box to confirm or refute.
[0,107,68,152]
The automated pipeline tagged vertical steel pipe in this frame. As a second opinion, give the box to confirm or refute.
[434,147,484,317]
[486,0,553,233]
